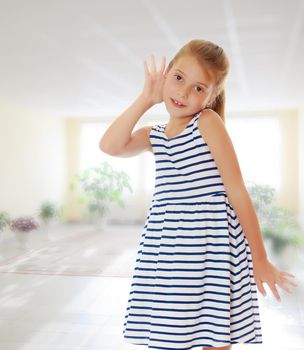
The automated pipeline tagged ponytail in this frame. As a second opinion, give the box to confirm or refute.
[209,89,226,124]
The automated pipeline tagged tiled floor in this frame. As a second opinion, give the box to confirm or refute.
[0,223,303,350]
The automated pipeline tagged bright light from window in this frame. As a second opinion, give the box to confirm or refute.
[79,122,140,191]
[227,116,281,191]
[79,117,281,206]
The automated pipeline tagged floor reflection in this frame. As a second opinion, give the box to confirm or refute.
[0,223,303,350]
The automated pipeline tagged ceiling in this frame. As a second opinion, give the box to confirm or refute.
[0,0,304,118]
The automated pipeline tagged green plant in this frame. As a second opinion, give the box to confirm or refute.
[69,161,132,220]
[0,211,11,232]
[38,201,61,225]
[247,181,304,255]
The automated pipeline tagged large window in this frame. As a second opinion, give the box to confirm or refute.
[227,115,281,191]
[80,122,141,191]
[79,115,281,209]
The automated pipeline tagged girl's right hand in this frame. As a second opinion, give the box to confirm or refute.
[141,54,167,106]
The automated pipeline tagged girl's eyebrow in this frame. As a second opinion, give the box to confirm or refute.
[175,69,209,88]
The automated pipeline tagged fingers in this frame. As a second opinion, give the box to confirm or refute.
[160,55,166,74]
[281,274,299,287]
[150,54,157,73]
[256,279,267,297]
[143,60,150,78]
[272,271,299,299]
[254,263,299,303]
[144,54,167,75]
[276,276,291,294]
[278,271,299,290]
[281,271,297,279]
[269,282,281,302]
[287,280,299,287]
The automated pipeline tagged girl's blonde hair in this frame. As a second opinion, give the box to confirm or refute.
[167,39,229,123]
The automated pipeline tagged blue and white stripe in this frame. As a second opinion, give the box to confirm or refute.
[123,111,263,349]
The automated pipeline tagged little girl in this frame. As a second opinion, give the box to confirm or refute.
[100,39,298,350]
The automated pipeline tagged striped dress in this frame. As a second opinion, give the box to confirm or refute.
[123,111,263,349]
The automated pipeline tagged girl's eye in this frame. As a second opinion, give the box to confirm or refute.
[195,86,204,93]
[173,74,204,93]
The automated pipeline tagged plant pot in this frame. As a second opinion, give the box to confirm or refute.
[94,215,108,231]
[14,230,31,249]
[39,222,54,242]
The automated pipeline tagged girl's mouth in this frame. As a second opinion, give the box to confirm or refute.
[171,98,186,108]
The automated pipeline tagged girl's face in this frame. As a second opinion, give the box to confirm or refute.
[163,55,216,118]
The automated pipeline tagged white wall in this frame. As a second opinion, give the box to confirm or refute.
[299,105,304,229]
[0,102,66,219]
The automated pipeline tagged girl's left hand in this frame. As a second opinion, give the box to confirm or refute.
[252,257,298,302]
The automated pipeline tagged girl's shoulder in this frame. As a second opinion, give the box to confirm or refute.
[197,108,223,125]
[197,108,226,138]
[197,108,234,157]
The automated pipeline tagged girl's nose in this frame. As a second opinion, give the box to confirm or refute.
[177,87,188,98]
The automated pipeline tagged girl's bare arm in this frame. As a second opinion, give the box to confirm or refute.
[99,94,153,157]
[198,109,298,301]
[99,55,166,158]
[198,109,267,263]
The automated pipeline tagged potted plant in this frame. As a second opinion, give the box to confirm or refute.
[0,211,11,243]
[37,201,62,241]
[247,181,303,264]
[38,201,60,225]
[70,161,132,229]
[10,216,40,249]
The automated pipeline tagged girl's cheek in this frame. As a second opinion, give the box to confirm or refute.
[164,83,173,96]
[163,84,169,98]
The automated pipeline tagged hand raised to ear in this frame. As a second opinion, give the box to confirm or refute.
[140,54,167,106]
